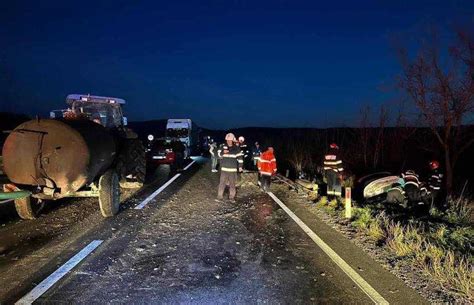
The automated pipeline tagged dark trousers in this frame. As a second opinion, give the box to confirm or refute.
[326,171,341,196]
[175,152,184,170]
[259,174,272,191]
[218,171,237,199]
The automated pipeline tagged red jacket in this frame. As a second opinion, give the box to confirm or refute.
[258,150,277,176]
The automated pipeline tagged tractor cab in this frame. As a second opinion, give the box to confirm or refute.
[50,94,128,129]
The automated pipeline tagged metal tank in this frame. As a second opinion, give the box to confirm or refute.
[2,118,116,197]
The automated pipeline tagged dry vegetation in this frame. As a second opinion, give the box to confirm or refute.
[314,195,473,301]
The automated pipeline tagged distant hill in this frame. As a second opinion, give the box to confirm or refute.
[0,112,30,147]
[127,119,168,140]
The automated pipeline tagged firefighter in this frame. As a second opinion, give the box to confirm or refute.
[252,142,262,170]
[258,147,277,191]
[238,136,252,170]
[209,139,218,173]
[323,143,344,197]
[402,169,423,205]
[217,133,243,202]
[421,160,443,207]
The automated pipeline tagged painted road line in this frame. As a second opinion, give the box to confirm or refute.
[267,192,389,305]
[183,160,196,171]
[135,160,196,210]
[16,240,103,305]
[134,173,181,209]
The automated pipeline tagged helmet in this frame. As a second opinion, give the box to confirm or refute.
[225,133,236,141]
[330,143,339,149]
[429,160,440,170]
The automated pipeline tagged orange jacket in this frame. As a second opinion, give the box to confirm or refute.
[258,150,277,176]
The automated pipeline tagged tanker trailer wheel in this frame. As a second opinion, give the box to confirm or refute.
[99,169,120,217]
[14,196,44,220]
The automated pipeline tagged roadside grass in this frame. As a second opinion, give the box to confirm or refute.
[334,196,474,301]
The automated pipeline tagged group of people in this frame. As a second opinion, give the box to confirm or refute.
[208,133,277,202]
[208,136,444,208]
[387,161,443,210]
[323,142,444,209]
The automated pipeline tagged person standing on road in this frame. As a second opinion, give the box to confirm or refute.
[258,147,277,191]
[252,142,262,171]
[217,133,243,202]
[209,139,218,173]
[238,136,252,171]
[171,138,186,171]
[323,143,344,197]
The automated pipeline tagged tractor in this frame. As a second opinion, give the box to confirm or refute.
[2,94,146,219]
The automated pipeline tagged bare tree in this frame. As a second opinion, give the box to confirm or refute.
[373,105,388,169]
[397,28,474,192]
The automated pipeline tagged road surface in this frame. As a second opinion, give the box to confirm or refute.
[0,158,426,304]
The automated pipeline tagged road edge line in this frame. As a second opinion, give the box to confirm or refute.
[15,240,103,305]
[267,192,389,305]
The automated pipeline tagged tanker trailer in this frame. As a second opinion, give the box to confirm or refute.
[2,94,146,219]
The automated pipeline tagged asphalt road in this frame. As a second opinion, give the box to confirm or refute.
[0,159,426,304]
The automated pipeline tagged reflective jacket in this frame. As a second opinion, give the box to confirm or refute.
[323,148,343,173]
[258,151,277,176]
[240,143,251,161]
[428,169,443,192]
[252,145,262,161]
[217,144,242,172]
[402,170,420,188]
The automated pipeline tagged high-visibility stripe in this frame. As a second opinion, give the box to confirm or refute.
[260,171,273,176]
[324,160,342,165]
[222,154,238,158]
[325,155,337,160]
[221,168,238,172]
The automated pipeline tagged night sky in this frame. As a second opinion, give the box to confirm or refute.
[1,1,472,129]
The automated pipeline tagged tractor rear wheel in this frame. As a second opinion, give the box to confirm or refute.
[14,196,43,220]
[118,139,146,188]
[99,169,120,217]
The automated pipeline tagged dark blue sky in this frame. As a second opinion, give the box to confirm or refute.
[1,1,472,128]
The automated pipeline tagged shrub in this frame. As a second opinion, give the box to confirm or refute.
[444,196,473,225]
[351,207,374,231]
[367,218,385,242]
[386,223,424,258]
[317,196,328,206]
[447,226,474,251]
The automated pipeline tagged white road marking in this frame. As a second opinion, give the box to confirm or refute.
[134,173,181,209]
[15,240,103,305]
[267,192,389,305]
[134,160,196,210]
[183,160,196,171]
